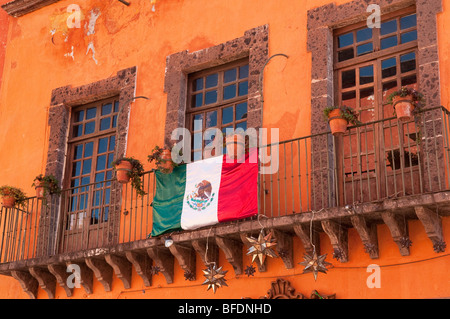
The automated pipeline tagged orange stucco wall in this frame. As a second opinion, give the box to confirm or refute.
[0,0,9,96]
[0,0,449,299]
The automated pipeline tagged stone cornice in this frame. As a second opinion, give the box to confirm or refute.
[1,0,61,17]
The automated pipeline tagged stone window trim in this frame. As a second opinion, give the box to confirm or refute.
[163,25,269,148]
[307,0,442,135]
[46,66,137,183]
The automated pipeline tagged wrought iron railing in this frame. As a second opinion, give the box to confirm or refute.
[1,106,449,264]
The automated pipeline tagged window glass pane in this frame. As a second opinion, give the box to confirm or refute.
[96,155,106,171]
[193,133,202,150]
[381,36,398,50]
[236,102,247,120]
[114,101,119,113]
[205,90,218,105]
[193,151,202,162]
[100,118,111,131]
[75,110,84,122]
[360,87,375,109]
[193,93,203,107]
[338,32,353,48]
[73,125,83,138]
[400,52,416,73]
[401,30,417,44]
[95,172,105,183]
[109,135,116,151]
[357,42,373,56]
[84,142,93,157]
[98,138,108,154]
[222,106,234,125]
[223,84,237,100]
[84,121,95,135]
[342,91,356,109]
[108,153,114,169]
[82,159,92,175]
[239,65,249,79]
[401,74,417,88]
[106,170,113,181]
[81,176,90,186]
[382,57,397,78]
[86,107,97,120]
[359,65,374,85]
[194,78,203,91]
[112,115,117,128]
[205,74,218,88]
[338,48,354,62]
[193,114,203,131]
[356,28,372,42]
[236,121,247,131]
[74,144,83,160]
[400,14,416,30]
[342,69,356,89]
[381,19,397,36]
[72,161,81,177]
[224,68,237,83]
[71,179,80,188]
[101,103,112,116]
[206,111,217,128]
[238,81,248,96]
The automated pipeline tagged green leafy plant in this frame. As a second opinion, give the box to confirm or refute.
[148,146,178,174]
[387,87,426,116]
[0,185,28,208]
[112,157,146,196]
[323,105,362,126]
[32,174,61,196]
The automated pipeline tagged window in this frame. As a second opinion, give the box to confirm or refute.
[334,7,420,202]
[65,97,119,229]
[186,59,249,161]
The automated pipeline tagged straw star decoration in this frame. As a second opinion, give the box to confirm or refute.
[299,252,332,281]
[246,229,278,265]
[202,264,228,293]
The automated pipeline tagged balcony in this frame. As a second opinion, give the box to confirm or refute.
[0,106,449,298]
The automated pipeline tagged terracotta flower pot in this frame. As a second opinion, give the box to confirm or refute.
[2,195,16,208]
[393,95,414,122]
[226,134,245,159]
[115,161,133,184]
[34,181,45,199]
[159,149,174,173]
[328,109,348,136]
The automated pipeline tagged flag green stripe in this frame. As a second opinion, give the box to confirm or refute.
[150,165,186,237]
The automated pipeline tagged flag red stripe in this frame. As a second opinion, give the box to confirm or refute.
[217,148,258,223]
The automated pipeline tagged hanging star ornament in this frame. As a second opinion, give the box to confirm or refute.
[202,264,228,293]
[246,229,278,265]
[299,251,332,281]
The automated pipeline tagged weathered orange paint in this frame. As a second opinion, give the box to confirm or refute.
[0,0,449,299]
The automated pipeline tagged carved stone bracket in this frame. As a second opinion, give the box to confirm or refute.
[85,257,114,292]
[415,206,446,253]
[192,239,219,267]
[350,215,379,259]
[29,267,56,299]
[215,236,243,275]
[105,254,132,289]
[293,223,320,255]
[48,264,73,297]
[66,261,93,295]
[272,229,294,269]
[125,251,152,287]
[240,233,266,272]
[381,211,410,256]
[168,244,196,281]
[11,270,39,299]
[254,278,336,299]
[321,220,348,263]
[147,247,174,284]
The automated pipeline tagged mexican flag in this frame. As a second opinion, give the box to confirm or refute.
[151,149,258,237]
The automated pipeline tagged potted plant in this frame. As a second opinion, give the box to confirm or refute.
[387,87,425,122]
[32,174,61,199]
[0,186,27,209]
[324,105,361,136]
[148,146,177,174]
[112,157,146,196]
